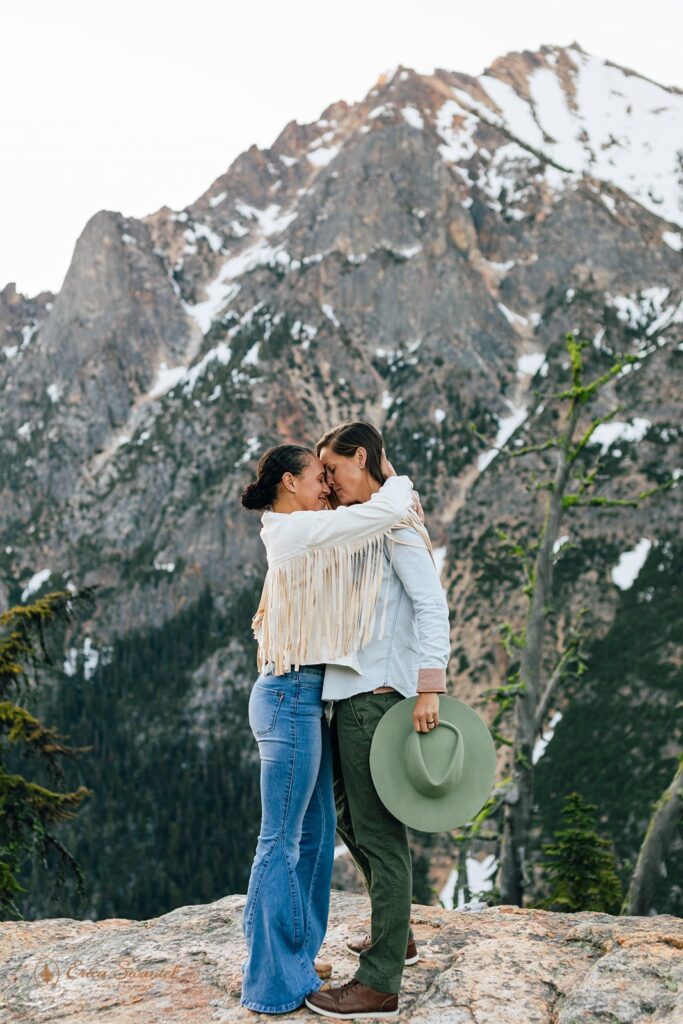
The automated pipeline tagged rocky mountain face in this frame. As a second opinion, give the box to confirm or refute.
[1,892,682,1023]
[1,41,681,919]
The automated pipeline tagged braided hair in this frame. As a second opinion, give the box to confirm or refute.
[241,444,314,510]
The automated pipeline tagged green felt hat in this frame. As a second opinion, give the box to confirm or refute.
[369,695,496,833]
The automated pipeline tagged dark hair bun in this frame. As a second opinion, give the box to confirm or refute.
[240,480,270,510]
[240,443,314,512]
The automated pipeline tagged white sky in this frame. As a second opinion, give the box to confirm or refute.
[2,0,681,297]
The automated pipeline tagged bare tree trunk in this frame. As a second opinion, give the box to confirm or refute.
[623,757,683,915]
[492,342,673,908]
[498,406,579,905]
[456,836,470,907]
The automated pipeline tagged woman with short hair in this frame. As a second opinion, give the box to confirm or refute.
[239,441,421,1015]
[305,421,450,1021]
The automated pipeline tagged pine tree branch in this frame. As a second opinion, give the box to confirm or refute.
[534,611,589,734]
[563,494,640,509]
[569,406,624,464]
[563,477,676,510]
[469,418,561,462]
[552,353,638,404]
[507,438,560,459]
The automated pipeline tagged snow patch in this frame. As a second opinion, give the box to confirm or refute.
[291,320,318,351]
[153,559,176,572]
[397,244,422,258]
[321,303,340,328]
[662,230,682,252]
[533,710,563,764]
[600,193,617,215]
[368,103,393,120]
[498,302,529,327]
[149,362,189,400]
[21,568,52,602]
[477,400,528,470]
[483,257,516,273]
[183,276,240,335]
[307,145,340,167]
[5,322,41,359]
[435,98,478,171]
[242,342,260,366]
[184,222,223,253]
[464,50,683,229]
[433,546,447,583]
[183,342,233,395]
[589,417,651,454]
[553,534,569,555]
[612,538,652,590]
[401,105,424,130]
[63,636,113,681]
[606,286,674,335]
[235,436,261,468]
[440,854,497,909]
[233,200,298,236]
[516,352,546,377]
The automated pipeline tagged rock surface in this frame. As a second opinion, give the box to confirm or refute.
[1,892,682,1023]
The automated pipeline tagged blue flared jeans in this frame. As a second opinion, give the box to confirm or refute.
[240,665,336,1014]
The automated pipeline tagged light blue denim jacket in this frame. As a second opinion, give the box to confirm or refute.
[321,525,450,701]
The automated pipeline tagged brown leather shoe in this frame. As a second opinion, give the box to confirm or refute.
[346,932,419,966]
[305,977,398,1019]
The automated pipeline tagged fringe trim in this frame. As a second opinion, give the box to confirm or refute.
[252,510,433,675]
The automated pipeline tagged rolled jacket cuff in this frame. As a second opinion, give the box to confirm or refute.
[416,667,447,693]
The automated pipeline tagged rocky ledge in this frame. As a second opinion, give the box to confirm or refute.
[0,892,681,1022]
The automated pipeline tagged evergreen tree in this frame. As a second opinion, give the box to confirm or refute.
[19,580,265,922]
[530,791,623,913]
[0,586,97,918]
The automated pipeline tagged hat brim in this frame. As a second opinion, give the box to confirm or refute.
[369,695,496,832]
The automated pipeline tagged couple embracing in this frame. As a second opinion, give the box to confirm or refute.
[239,420,450,1019]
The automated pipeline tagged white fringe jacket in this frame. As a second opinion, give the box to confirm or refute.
[251,475,431,676]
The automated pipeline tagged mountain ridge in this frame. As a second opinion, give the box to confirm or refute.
[1,40,680,919]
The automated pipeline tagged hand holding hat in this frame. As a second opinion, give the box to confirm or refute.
[369,694,496,833]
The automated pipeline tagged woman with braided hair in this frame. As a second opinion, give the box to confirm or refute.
[238,436,422,1015]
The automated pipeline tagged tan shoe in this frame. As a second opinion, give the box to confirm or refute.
[346,931,419,966]
[315,959,333,979]
[305,977,398,1019]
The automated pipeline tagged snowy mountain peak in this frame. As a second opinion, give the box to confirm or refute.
[444,42,683,227]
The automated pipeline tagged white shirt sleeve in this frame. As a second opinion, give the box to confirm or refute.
[388,526,451,691]
[268,475,414,556]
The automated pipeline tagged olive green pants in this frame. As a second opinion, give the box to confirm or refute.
[331,690,414,995]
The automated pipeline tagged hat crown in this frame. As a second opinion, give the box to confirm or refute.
[404,720,464,798]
